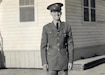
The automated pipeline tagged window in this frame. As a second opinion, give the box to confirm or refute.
[83,0,96,22]
[19,0,35,22]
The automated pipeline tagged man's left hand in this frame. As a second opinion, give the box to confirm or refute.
[68,63,73,70]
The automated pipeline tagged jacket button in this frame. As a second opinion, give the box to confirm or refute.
[58,49,60,51]
[48,53,50,55]
[65,43,67,45]
[57,37,59,40]
[57,43,60,46]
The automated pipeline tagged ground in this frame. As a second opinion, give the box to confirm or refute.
[0,63,105,75]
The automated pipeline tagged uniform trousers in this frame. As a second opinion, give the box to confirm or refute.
[47,70,68,75]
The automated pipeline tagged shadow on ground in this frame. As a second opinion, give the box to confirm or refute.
[0,64,105,75]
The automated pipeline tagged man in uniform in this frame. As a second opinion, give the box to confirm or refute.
[40,3,74,75]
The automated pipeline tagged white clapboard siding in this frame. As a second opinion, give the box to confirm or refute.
[1,0,65,50]
[0,0,65,68]
[66,0,105,48]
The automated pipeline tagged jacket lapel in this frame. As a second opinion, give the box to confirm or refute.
[48,22,65,32]
[49,22,58,32]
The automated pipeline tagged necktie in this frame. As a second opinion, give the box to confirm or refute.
[56,23,59,30]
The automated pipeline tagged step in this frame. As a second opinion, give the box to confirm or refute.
[73,55,105,70]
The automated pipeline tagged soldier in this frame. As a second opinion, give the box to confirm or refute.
[41,3,74,75]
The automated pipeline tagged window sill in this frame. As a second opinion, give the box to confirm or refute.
[82,21,97,25]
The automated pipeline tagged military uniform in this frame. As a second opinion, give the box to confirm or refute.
[40,3,74,75]
[41,22,74,70]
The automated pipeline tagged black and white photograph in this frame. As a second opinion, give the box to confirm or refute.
[0,0,105,75]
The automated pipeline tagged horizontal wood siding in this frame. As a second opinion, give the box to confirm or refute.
[74,44,105,60]
[96,0,105,22]
[66,0,105,48]
[0,0,40,50]
[0,0,65,68]
[65,0,105,60]
[0,0,65,50]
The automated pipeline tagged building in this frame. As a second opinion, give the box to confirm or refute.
[0,0,105,68]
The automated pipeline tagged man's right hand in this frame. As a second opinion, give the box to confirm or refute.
[43,64,48,71]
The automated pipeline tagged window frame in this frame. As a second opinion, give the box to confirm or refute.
[82,0,96,23]
[19,0,35,22]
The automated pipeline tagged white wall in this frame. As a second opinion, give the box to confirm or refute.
[1,0,38,50]
[0,0,66,68]
[0,0,66,51]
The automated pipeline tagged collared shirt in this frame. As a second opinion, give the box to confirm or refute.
[53,21,61,28]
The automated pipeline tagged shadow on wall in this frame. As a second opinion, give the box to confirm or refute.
[0,50,6,69]
[0,32,6,69]
[74,45,105,61]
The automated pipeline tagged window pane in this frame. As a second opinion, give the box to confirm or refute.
[20,0,34,6]
[84,0,89,6]
[29,0,34,5]
[20,0,24,6]
[20,7,34,22]
[91,9,96,22]
[91,0,95,8]
[84,8,89,21]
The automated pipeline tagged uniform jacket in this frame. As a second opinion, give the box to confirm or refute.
[41,22,74,70]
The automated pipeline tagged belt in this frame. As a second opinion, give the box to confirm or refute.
[48,45,67,49]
